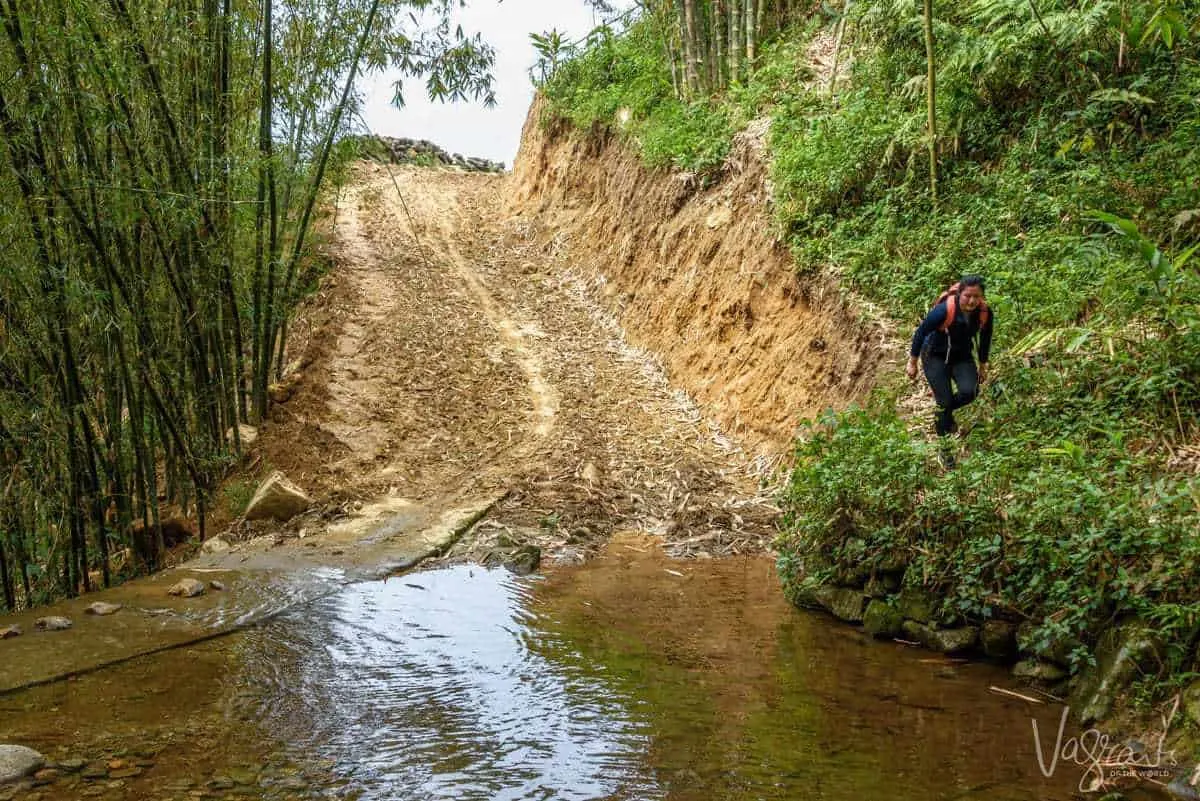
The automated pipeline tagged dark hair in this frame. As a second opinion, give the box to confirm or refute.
[960,274,986,293]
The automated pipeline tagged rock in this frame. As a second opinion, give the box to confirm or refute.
[862,600,904,638]
[786,579,823,610]
[504,546,541,576]
[208,776,236,790]
[267,376,301,404]
[0,625,20,639]
[167,578,206,598]
[902,620,978,653]
[201,537,231,555]
[1183,681,1200,727]
[895,588,936,623]
[815,586,867,623]
[108,768,142,780]
[0,745,45,784]
[1012,659,1068,682]
[34,616,72,631]
[56,759,85,773]
[244,472,312,522]
[80,763,108,780]
[1073,621,1164,725]
[31,768,59,785]
[85,602,122,616]
[227,424,258,448]
[981,620,1018,659]
[209,580,226,592]
[784,551,834,610]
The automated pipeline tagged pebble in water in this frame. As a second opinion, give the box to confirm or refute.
[0,744,45,784]
[167,578,206,598]
[34,616,72,631]
[85,602,123,616]
[31,768,59,785]
[0,625,20,639]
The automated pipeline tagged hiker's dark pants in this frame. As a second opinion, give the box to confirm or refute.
[922,356,978,436]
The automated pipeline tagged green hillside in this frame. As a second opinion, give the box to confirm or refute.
[540,0,1200,703]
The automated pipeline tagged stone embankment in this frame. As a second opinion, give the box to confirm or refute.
[351,135,505,173]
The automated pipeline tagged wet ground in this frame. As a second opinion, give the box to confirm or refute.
[1,537,1087,801]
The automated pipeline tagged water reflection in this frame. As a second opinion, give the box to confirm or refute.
[1,543,1101,801]
[234,548,1083,801]
[241,566,660,800]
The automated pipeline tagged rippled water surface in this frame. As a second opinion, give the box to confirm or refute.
[1,541,1095,800]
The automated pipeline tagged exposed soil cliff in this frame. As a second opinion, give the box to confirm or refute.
[509,97,889,458]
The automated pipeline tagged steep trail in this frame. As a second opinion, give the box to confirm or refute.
[254,163,778,565]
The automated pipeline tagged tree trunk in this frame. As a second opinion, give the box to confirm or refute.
[922,0,938,204]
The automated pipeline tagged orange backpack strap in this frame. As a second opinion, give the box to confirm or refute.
[938,293,958,333]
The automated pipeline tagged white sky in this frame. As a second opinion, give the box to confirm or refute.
[359,1,632,169]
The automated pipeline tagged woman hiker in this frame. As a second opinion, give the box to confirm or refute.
[905,275,994,437]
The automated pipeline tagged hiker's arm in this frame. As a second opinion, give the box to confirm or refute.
[907,305,945,378]
[909,305,946,359]
[978,311,994,364]
[977,311,994,382]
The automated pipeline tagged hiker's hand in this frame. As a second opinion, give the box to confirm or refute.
[906,358,918,380]
[978,363,989,384]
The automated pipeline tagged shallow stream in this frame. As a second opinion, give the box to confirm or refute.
[1,540,1091,800]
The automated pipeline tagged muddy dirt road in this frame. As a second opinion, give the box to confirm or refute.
[252,164,779,568]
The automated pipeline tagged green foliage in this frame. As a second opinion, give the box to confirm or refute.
[0,0,499,608]
[543,20,733,175]
[219,479,260,520]
[550,0,1200,686]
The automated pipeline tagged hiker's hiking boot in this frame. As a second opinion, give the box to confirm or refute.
[938,446,957,469]
[934,409,958,437]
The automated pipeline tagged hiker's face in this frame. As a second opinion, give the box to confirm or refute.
[960,285,984,312]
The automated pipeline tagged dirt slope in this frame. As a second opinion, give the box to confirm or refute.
[509,98,888,458]
[251,164,778,564]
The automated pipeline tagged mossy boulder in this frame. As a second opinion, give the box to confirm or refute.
[895,588,936,624]
[981,620,1018,660]
[815,586,868,623]
[1072,621,1163,725]
[863,600,904,638]
[786,579,825,610]
[902,620,978,654]
[1012,659,1069,683]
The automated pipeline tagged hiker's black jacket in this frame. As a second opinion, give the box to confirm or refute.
[909,301,994,363]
